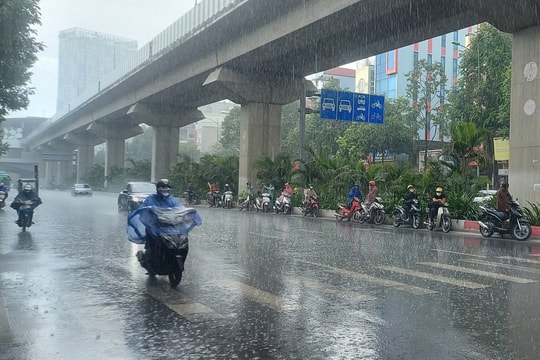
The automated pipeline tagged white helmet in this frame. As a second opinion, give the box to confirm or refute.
[23,184,33,191]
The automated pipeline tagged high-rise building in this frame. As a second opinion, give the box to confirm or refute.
[56,28,137,114]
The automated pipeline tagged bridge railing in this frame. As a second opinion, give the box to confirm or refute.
[47,0,241,128]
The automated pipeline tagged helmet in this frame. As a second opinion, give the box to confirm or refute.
[285,182,289,186]
[369,180,376,186]
[225,183,229,187]
[23,184,32,191]
[156,179,172,191]
[407,184,414,190]
[309,185,313,189]
[436,187,443,192]
[354,182,359,186]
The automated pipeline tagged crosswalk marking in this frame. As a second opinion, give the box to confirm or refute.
[461,258,540,275]
[146,286,222,321]
[296,259,437,295]
[292,276,376,302]
[432,249,488,258]
[377,266,488,289]
[249,232,283,240]
[418,262,537,283]
[217,279,299,311]
[498,256,540,265]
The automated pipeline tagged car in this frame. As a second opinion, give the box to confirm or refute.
[338,100,352,112]
[473,189,497,204]
[71,183,93,196]
[118,181,155,212]
[322,98,335,111]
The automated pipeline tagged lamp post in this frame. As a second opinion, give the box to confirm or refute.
[452,40,480,81]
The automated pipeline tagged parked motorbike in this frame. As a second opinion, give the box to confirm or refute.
[222,190,234,208]
[478,200,531,241]
[303,195,320,217]
[335,196,362,222]
[358,197,385,225]
[254,191,271,213]
[274,192,292,215]
[393,198,421,229]
[183,190,198,205]
[425,202,452,233]
[207,190,222,207]
[0,190,6,210]
[128,205,202,288]
[12,199,38,232]
[238,193,255,211]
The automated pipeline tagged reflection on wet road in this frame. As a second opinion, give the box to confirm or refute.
[1,190,540,359]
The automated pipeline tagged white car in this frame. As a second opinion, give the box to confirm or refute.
[473,189,496,203]
[71,183,93,196]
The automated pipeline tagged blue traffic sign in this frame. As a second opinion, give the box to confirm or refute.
[320,89,384,124]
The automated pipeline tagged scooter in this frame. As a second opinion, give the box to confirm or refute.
[254,191,271,213]
[478,200,531,241]
[128,206,202,288]
[238,193,255,211]
[335,196,362,222]
[274,192,292,215]
[303,195,320,217]
[425,202,452,233]
[393,198,422,229]
[222,190,234,208]
[358,197,385,225]
[183,190,198,205]
[207,190,222,207]
[12,199,38,232]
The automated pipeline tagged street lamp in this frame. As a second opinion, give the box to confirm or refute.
[452,40,480,81]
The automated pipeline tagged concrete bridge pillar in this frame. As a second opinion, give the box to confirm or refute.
[239,102,282,187]
[126,104,204,182]
[86,121,143,188]
[509,25,540,203]
[203,67,317,189]
[63,132,102,183]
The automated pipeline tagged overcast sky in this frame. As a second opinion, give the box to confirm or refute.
[11,0,195,118]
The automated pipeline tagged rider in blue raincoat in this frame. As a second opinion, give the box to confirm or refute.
[127,179,202,269]
[347,181,363,208]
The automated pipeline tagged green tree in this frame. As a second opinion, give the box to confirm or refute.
[219,105,241,156]
[405,59,448,166]
[0,0,44,155]
[447,23,512,180]
[335,98,414,162]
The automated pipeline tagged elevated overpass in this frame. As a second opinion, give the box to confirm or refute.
[24,0,540,201]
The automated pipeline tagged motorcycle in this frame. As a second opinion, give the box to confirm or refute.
[254,191,271,213]
[274,192,292,215]
[0,190,6,210]
[207,190,222,207]
[393,198,421,229]
[425,202,452,233]
[12,199,38,232]
[335,196,362,222]
[358,197,386,225]
[183,190,198,205]
[478,200,531,241]
[238,192,255,211]
[303,195,320,217]
[222,190,234,208]
[128,205,202,288]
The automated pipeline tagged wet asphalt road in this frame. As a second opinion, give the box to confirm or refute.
[1,190,540,360]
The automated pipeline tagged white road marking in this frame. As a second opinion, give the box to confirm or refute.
[418,262,538,283]
[462,258,540,275]
[0,296,13,344]
[292,276,376,302]
[498,256,540,265]
[377,265,488,289]
[432,249,488,258]
[216,279,299,311]
[296,259,437,295]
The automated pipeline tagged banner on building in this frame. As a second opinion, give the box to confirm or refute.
[493,138,510,161]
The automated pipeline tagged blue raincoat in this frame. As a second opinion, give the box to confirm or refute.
[127,205,202,245]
